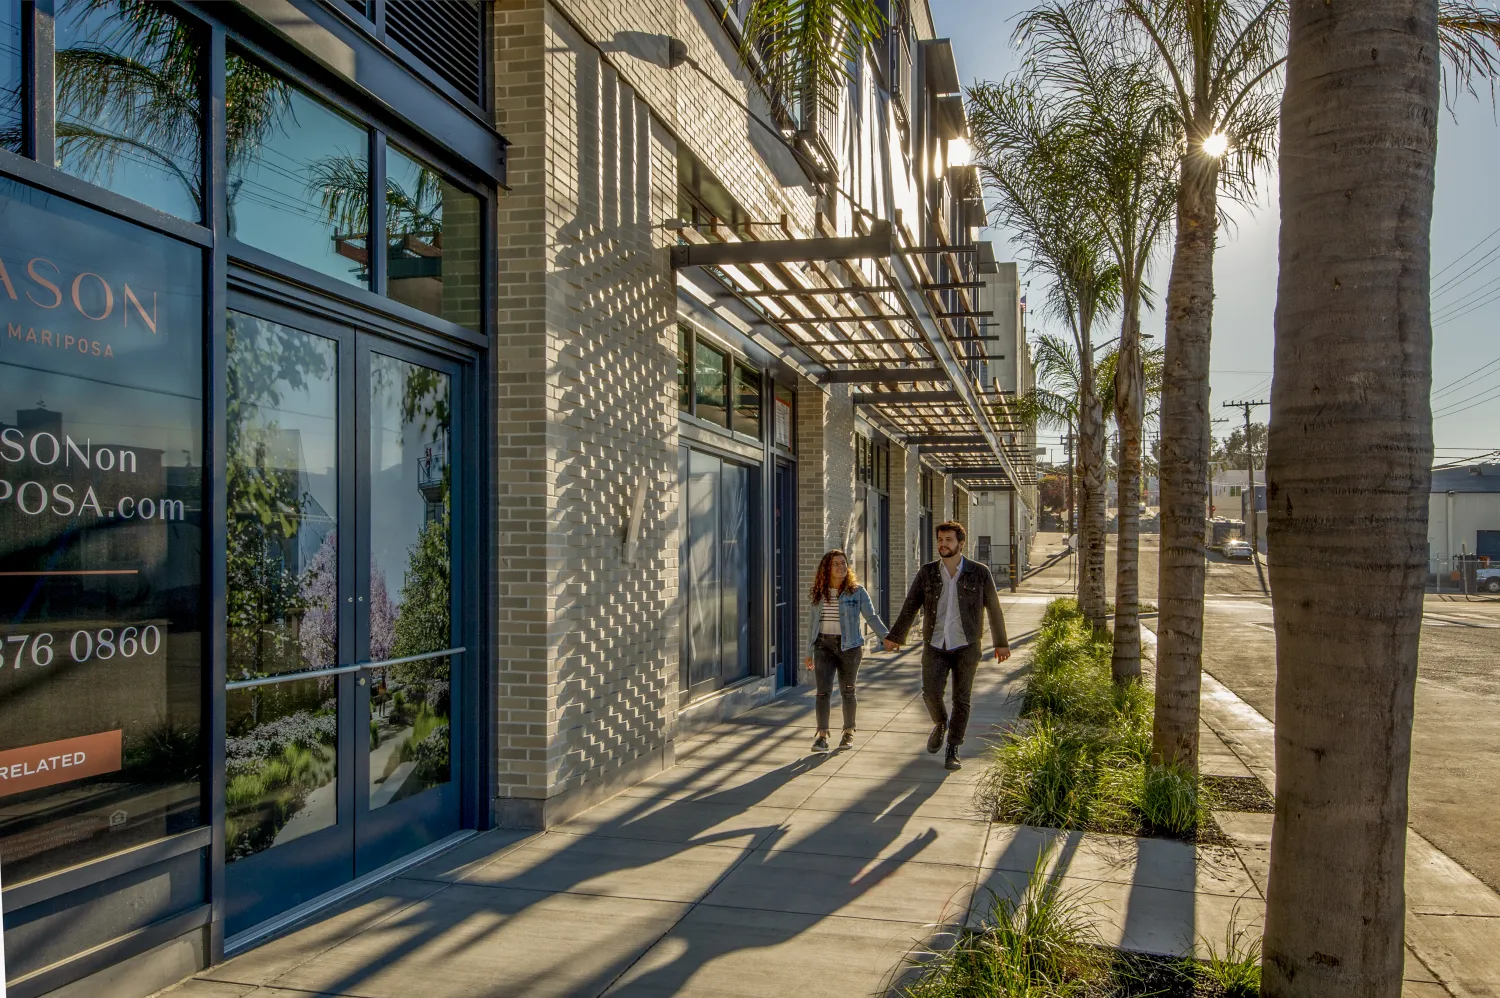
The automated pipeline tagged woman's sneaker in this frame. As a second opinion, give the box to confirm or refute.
[811,733,830,753]
[839,729,855,749]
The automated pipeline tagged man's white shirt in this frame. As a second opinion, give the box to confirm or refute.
[932,557,969,651]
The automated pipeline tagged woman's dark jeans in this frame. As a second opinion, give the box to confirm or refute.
[813,634,862,731]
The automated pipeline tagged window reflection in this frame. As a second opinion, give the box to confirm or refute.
[225,313,340,859]
[694,342,728,428]
[385,143,481,329]
[0,0,19,153]
[367,354,453,808]
[226,48,370,286]
[733,363,760,440]
[53,0,202,221]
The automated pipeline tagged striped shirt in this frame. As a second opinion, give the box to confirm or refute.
[819,595,841,635]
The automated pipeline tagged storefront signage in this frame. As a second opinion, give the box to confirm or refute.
[0,175,205,884]
[0,730,122,797]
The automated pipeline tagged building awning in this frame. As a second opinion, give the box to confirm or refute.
[672,214,1028,492]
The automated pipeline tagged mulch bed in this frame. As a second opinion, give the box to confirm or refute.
[1087,951,1242,997]
[1205,774,1276,814]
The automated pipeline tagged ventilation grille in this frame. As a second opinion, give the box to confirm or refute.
[385,1,485,105]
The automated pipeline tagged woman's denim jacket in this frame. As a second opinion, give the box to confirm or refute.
[806,585,890,653]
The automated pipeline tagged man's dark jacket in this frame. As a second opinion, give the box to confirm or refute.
[888,559,1008,652]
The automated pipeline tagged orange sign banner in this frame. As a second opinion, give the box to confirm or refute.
[0,730,122,797]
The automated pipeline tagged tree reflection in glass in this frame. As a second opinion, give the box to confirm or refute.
[53,0,202,220]
[225,313,340,860]
[367,354,452,809]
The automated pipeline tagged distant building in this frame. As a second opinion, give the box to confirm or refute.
[1429,463,1500,573]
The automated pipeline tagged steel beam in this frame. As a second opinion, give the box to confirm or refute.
[821,368,946,384]
[737,285,896,297]
[852,389,962,405]
[904,434,987,445]
[670,221,894,268]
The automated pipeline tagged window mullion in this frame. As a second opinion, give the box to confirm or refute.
[25,0,53,163]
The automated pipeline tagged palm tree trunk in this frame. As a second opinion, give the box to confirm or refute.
[1078,385,1109,631]
[1260,2,1437,994]
[1111,303,1143,681]
[1152,157,1220,768]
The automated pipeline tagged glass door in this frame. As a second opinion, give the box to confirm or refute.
[354,340,463,872]
[223,299,465,935]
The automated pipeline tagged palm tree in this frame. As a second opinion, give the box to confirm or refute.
[969,80,1119,632]
[741,0,888,123]
[1017,3,1180,681]
[1259,6,1438,993]
[1261,5,1500,991]
[1081,0,1500,770]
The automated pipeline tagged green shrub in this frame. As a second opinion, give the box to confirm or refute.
[1133,763,1210,838]
[900,850,1101,998]
[226,772,266,810]
[1040,596,1082,628]
[982,721,1104,830]
[370,719,381,750]
[1184,914,1263,997]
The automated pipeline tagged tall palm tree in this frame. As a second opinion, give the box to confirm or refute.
[1259,6,1438,993]
[1261,5,1500,991]
[1017,3,1180,681]
[969,80,1119,631]
[741,0,888,122]
[1082,0,1500,769]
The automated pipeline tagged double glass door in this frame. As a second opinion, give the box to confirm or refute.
[223,298,466,936]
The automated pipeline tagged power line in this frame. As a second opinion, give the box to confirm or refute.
[1432,354,1500,401]
[1431,223,1500,283]
[1434,384,1500,420]
[1431,269,1500,322]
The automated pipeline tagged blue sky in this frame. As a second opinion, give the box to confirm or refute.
[931,0,1500,465]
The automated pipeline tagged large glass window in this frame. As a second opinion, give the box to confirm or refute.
[0,176,204,883]
[226,49,370,286]
[677,325,692,412]
[733,362,761,441]
[385,143,481,329]
[54,0,203,222]
[693,340,728,428]
[225,314,339,860]
[0,0,19,154]
[680,447,751,697]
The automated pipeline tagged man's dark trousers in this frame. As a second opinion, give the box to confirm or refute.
[923,643,981,745]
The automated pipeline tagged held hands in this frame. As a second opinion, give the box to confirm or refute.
[883,638,901,653]
[995,646,1012,663]
[804,656,813,670]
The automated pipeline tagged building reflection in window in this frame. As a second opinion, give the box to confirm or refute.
[226,47,370,286]
[385,143,481,330]
[53,0,203,221]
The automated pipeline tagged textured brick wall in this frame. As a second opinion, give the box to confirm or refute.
[551,0,817,235]
[888,446,920,603]
[491,0,679,821]
[793,381,856,681]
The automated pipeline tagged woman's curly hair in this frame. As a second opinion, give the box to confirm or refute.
[810,549,859,603]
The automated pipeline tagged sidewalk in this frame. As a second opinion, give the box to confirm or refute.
[150,591,1452,998]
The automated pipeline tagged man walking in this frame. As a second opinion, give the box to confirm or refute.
[884,521,1011,770]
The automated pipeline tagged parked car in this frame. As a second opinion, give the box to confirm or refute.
[1223,539,1253,560]
[1478,566,1500,593]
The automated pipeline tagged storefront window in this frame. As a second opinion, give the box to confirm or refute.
[54,1,203,222]
[733,362,760,441]
[0,0,20,154]
[226,48,370,286]
[0,176,204,884]
[694,340,728,428]
[385,143,481,330]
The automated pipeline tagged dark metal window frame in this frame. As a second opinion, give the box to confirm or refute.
[324,0,490,119]
[0,4,497,988]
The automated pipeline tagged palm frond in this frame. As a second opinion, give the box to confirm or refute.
[1439,2,1500,107]
[741,0,887,119]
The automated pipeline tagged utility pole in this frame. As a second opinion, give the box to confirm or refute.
[1224,399,1269,593]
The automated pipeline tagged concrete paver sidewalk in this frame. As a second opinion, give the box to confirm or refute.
[157,592,1436,998]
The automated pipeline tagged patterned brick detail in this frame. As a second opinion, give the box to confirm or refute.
[888,446,920,599]
[490,1,679,815]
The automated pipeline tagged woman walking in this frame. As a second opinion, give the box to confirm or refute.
[805,549,889,753]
